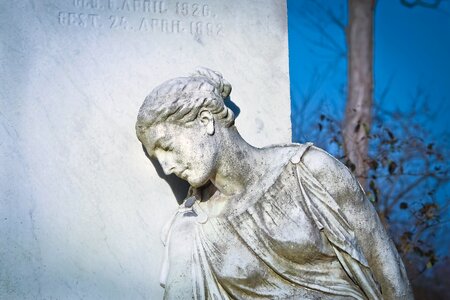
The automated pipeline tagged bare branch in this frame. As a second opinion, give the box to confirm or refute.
[310,1,346,32]
[386,175,429,215]
[400,0,442,9]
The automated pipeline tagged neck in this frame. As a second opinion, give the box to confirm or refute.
[210,126,264,196]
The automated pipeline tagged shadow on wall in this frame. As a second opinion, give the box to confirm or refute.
[224,97,240,119]
[141,145,190,205]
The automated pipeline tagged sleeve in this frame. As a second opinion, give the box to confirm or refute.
[160,201,229,300]
[292,147,383,300]
[298,147,413,299]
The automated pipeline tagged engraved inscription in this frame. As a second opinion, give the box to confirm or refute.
[72,0,168,13]
[175,2,211,17]
[138,18,182,33]
[58,12,101,28]
[57,0,223,37]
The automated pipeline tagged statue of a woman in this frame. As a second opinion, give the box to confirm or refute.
[136,68,413,299]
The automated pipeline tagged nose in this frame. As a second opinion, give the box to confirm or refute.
[159,159,175,176]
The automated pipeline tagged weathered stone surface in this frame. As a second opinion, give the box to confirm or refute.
[0,1,289,298]
[136,68,413,299]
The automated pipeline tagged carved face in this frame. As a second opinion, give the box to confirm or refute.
[140,116,219,188]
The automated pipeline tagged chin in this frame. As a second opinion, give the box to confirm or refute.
[188,175,210,188]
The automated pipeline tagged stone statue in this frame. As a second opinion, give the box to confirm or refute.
[135,68,413,299]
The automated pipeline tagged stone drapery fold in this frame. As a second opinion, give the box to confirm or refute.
[160,144,382,299]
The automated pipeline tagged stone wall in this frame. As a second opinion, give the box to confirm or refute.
[0,0,290,298]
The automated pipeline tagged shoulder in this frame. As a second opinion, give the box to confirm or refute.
[259,143,363,201]
[299,145,363,203]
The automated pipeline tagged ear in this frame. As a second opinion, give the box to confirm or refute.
[198,109,215,135]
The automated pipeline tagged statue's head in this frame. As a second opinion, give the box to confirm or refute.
[136,68,235,187]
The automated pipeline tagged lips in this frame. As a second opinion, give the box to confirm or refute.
[177,169,188,179]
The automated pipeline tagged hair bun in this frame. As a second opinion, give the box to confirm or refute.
[193,67,232,99]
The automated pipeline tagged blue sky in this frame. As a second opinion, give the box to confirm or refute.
[375,1,450,127]
[288,0,450,137]
[287,0,450,260]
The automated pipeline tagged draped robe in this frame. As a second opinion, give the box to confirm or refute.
[160,143,384,299]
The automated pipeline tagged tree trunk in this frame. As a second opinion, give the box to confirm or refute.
[344,0,375,188]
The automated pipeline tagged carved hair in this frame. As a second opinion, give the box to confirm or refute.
[136,68,234,135]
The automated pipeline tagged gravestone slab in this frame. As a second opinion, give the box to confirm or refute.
[0,0,290,298]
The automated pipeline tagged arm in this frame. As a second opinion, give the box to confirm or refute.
[301,146,413,299]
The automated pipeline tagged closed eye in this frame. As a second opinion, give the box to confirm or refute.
[160,141,174,151]
[156,143,173,152]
